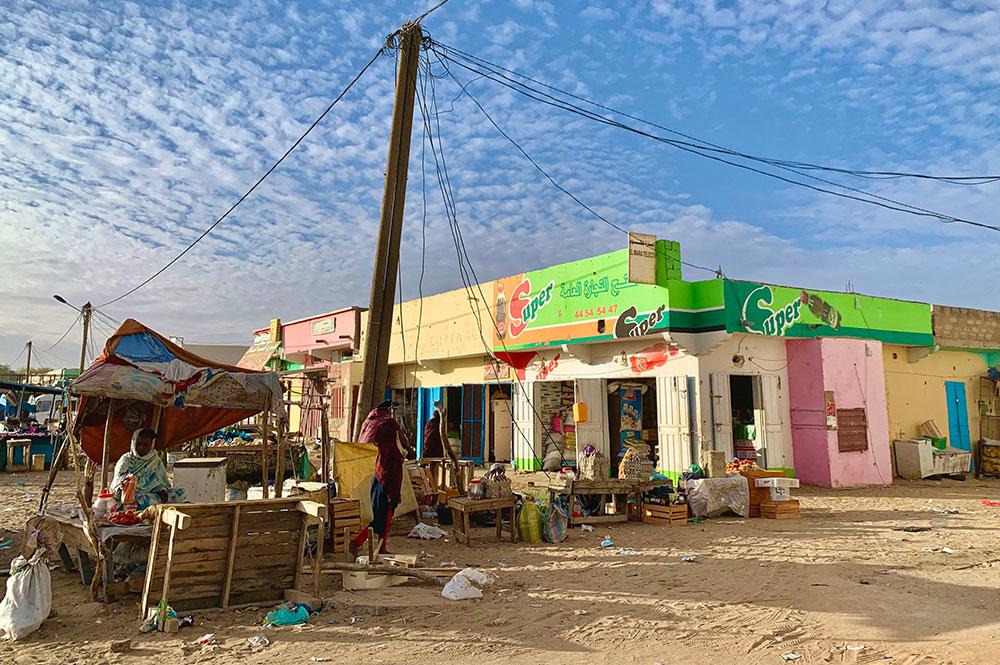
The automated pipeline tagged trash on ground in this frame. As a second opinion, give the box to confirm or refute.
[497,558,509,568]
[581,525,594,532]
[681,555,698,563]
[981,499,1000,507]
[109,639,131,653]
[573,609,588,616]
[14,482,26,487]
[0,549,52,641]
[932,507,960,514]
[442,567,496,601]
[0,540,13,550]
[246,633,269,649]
[408,523,447,540]
[194,633,217,646]
[348,616,363,625]
[894,526,931,532]
[600,536,614,548]
[309,657,331,662]
[615,548,640,556]
[941,547,954,554]
[327,618,340,625]
[265,604,309,626]
[781,653,801,661]
[179,615,194,628]
[846,644,865,651]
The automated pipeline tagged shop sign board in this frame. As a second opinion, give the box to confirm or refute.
[310,316,336,336]
[493,247,680,352]
[627,232,657,284]
[724,280,933,345]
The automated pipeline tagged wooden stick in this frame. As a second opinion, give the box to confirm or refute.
[312,516,324,596]
[261,410,271,499]
[140,512,163,618]
[274,418,286,499]
[320,562,446,586]
[366,526,374,562]
[343,526,351,563]
[160,521,178,622]
[99,400,115,491]
[221,505,241,608]
[294,512,310,591]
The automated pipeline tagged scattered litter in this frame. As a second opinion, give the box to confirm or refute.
[246,634,269,649]
[981,499,1000,507]
[408,523,447,540]
[615,548,640,556]
[492,617,508,626]
[14,482,25,487]
[95,619,102,624]
[309,657,331,662]
[846,645,865,652]
[600,536,615,548]
[781,653,801,661]
[581,525,594,532]
[688,518,705,524]
[497,558,509,568]
[440,560,457,567]
[923,547,954,554]
[932,507,960,514]
[348,616,363,625]
[894,526,931,533]
[265,604,309,626]
[327,618,340,626]
[0,540,12,550]
[179,616,194,628]
[442,567,496,601]
[942,547,954,554]
[194,633,217,646]
[681,555,698,563]
[626,572,639,577]
[573,609,588,616]
[878,569,892,575]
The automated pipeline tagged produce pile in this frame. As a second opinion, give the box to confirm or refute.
[108,506,157,526]
[725,458,762,474]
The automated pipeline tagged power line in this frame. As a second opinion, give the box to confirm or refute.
[434,52,723,278]
[44,313,82,353]
[5,343,28,369]
[429,41,1000,234]
[431,40,1000,186]
[98,46,387,308]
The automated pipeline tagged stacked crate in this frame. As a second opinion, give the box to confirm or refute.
[760,500,800,519]
[330,498,362,555]
[642,503,688,525]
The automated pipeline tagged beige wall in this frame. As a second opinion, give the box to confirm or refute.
[387,356,496,389]
[883,345,987,443]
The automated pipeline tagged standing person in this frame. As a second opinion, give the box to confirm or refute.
[351,401,412,556]
[421,404,445,459]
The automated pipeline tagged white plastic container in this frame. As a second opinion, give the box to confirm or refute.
[92,488,117,522]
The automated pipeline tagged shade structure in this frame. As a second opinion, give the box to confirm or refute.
[72,319,283,463]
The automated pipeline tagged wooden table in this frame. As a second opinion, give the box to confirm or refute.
[548,478,671,526]
[447,496,517,546]
[43,511,153,601]
[416,457,475,493]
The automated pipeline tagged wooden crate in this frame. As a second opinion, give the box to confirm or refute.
[643,503,688,525]
[142,498,326,613]
[742,470,788,517]
[331,498,361,554]
[760,499,800,520]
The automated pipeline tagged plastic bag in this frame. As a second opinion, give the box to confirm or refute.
[517,501,544,544]
[264,605,309,626]
[407,523,447,540]
[542,498,569,543]
[685,476,749,518]
[441,567,496,601]
[0,548,52,641]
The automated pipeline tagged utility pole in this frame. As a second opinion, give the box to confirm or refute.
[15,341,32,420]
[353,22,423,439]
[79,303,92,374]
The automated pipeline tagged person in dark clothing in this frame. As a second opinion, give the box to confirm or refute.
[421,407,445,459]
[351,401,412,555]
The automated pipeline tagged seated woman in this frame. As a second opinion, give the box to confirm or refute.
[111,428,186,510]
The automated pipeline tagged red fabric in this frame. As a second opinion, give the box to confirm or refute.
[494,351,537,370]
[421,412,444,458]
[358,407,408,501]
[353,507,394,552]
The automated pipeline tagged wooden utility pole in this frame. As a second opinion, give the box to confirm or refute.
[79,303,92,374]
[353,22,423,439]
[15,341,32,420]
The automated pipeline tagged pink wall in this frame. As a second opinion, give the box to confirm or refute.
[821,339,892,487]
[786,339,833,486]
[281,309,360,354]
[787,338,892,487]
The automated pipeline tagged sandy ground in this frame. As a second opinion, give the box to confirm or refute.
[2,470,1000,665]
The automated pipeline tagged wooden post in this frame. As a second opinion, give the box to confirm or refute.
[312,515,324,596]
[353,22,423,439]
[15,341,31,420]
[99,401,116,491]
[140,515,162,618]
[221,505,242,608]
[261,410,271,499]
[319,392,331,485]
[274,418,286,499]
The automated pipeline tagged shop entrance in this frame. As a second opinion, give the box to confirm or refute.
[536,381,577,465]
[488,385,513,463]
[607,378,659,474]
[729,374,765,466]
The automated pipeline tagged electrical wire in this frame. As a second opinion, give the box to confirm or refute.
[98,46,387,308]
[431,40,1000,186]
[6,343,28,370]
[44,313,82,353]
[433,51,722,277]
[429,41,1000,234]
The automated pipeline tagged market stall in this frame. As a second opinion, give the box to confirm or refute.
[39,318,285,601]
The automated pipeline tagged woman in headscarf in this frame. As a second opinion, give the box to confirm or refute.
[111,428,186,510]
[351,401,412,556]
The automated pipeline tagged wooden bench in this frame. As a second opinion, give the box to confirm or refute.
[141,497,326,614]
[447,496,517,546]
[4,438,31,472]
[548,478,671,526]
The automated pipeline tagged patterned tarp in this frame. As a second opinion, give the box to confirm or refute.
[72,319,284,462]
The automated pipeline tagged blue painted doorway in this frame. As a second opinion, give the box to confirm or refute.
[416,387,443,458]
[945,381,971,469]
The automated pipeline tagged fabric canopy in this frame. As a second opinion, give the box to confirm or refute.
[72,319,283,462]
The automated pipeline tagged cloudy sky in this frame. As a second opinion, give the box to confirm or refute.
[1,0,998,367]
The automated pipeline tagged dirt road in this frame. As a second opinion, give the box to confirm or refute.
[2,470,999,664]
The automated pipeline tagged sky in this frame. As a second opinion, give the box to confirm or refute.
[1,0,998,367]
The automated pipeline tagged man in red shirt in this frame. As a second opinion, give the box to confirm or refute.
[351,401,412,556]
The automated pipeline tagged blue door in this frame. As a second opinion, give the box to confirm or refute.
[945,382,971,468]
[416,387,443,457]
